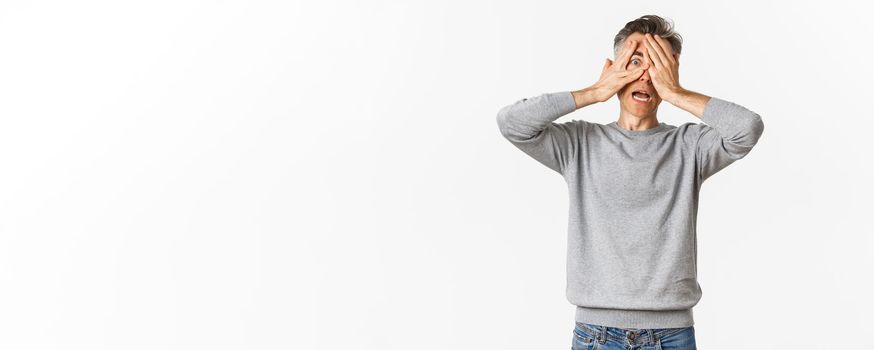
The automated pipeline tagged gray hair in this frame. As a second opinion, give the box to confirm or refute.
[613,15,683,57]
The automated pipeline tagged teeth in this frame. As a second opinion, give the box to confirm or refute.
[632,93,651,102]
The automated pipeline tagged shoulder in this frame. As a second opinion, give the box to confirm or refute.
[575,119,607,134]
[672,121,708,146]
[553,119,592,134]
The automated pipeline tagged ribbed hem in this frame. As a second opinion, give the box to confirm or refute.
[557,91,578,114]
[575,305,694,329]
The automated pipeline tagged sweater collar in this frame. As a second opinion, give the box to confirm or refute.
[608,121,668,136]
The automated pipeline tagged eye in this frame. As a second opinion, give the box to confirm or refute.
[631,58,641,65]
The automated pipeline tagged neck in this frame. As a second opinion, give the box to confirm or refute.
[615,111,660,131]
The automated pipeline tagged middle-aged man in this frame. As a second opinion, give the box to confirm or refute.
[495,15,764,350]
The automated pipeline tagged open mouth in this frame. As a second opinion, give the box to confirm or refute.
[631,90,652,103]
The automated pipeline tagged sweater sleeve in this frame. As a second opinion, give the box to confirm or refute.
[496,91,579,175]
[695,97,765,181]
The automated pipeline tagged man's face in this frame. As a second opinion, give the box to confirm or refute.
[616,32,676,117]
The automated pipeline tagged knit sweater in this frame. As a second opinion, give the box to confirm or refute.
[496,91,764,329]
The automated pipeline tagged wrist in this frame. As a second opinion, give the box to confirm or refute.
[662,87,686,104]
[572,86,602,109]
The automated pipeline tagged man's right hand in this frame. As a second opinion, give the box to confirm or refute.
[588,39,649,103]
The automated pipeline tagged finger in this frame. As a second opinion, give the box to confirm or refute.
[611,41,632,71]
[617,39,638,70]
[646,34,669,68]
[619,67,645,80]
[623,68,646,83]
[618,66,640,76]
[613,40,634,72]
[602,59,612,76]
[643,34,663,69]
[644,34,665,66]
[653,34,676,65]
[642,44,654,70]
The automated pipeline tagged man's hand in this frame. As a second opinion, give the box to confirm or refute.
[641,33,713,118]
[584,39,650,104]
[642,33,683,103]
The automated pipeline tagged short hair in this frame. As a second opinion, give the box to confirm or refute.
[613,15,683,57]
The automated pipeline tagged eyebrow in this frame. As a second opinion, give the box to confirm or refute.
[632,51,644,57]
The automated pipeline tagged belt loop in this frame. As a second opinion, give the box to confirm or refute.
[600,325,608,344]
[647,329,654,346]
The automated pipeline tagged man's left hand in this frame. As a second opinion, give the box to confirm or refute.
[642,33,684,104]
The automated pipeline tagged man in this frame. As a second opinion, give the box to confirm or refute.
[495,15,764,350]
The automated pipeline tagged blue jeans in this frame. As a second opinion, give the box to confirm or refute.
[571,322,696,350]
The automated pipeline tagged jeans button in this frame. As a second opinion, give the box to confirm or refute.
[627,332,635,340]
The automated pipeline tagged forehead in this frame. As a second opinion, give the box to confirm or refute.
[624,32,675,55]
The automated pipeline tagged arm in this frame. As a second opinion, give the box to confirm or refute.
[496,89,594,175]
[497,40,647,175]
[665,88,765,181]
[641,33,764,181]
[572,85,602,109]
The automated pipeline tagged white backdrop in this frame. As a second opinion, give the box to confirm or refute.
[1,1,871,349]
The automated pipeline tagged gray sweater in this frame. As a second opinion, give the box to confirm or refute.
[496,91,764,329]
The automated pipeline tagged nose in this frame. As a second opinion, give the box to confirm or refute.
[639,68,651,82]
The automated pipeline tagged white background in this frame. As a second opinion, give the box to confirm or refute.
[1,1,871,349]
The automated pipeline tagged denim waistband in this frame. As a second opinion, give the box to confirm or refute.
[574,321,689,346]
